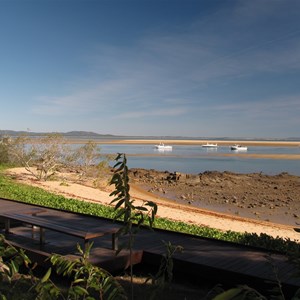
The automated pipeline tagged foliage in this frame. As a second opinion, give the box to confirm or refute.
[50,242,126,300]
[146,240,183,299]
[70,141,103,179]
[0,235,126,299]
[206,252,300,300]
[109,153,157,299]
[208,285,267,300]
[6,135,110,183]
[0,234,31,284]
[0,171,116,218]
[70,141,114,188]
[0,136,11,164]
[8,134,72,181]
[109,153,157,243]
[0,235,60,299]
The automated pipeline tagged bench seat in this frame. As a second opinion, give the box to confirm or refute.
[1,212,119,250]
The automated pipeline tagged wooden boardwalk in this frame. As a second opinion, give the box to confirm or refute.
[1,198,299,297]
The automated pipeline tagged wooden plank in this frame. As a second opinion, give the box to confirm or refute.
[1,197,299,293]
[1,212,119,250]
[2,212,117,238]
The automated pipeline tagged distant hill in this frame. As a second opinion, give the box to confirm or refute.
[0,130,116,138]
[0,130,299,141]
[62,131,116,138]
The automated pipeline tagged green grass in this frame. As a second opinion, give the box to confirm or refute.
[1,166,299,255]
[0,169,116,218]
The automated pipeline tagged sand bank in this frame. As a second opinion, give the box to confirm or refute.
[61,138,300,160]
[64,138,300,147]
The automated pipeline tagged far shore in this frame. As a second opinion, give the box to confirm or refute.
[63,138,300,148]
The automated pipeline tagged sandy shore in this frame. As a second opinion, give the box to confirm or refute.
[5,167,300,242]
[113,139,300,148]
[64,138,300,147]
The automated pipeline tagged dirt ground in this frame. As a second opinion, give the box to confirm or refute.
[129,168,300,226]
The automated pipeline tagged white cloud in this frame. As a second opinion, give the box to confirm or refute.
[30,0,300,138]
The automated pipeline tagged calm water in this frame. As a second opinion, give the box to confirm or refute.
[88,144,300,176]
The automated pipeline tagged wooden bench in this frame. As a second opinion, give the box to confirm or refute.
[1,207,46,234]
[1,212,119,251]
[4,207,47,216]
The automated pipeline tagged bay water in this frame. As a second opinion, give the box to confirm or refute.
[90,144,300,176]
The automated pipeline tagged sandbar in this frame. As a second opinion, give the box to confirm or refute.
[63,138,300,148]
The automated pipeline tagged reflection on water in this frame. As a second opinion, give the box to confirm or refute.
[154,148,173,153]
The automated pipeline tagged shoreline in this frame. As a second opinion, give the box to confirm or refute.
[62,138,300,147]
[5,167,300,241]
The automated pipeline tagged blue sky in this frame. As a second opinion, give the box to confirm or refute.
[1,0,300,138]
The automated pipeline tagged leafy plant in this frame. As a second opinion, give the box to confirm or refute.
[209,285,267,300]
[146,240,183,299]
[207,252,300,300]
[0,234,60,300]
[50,242,126,300]
[264,254,286,300]
[109,153,157,299]
[0,234,31,284]
[8,134,72,181]
[0,234,125,299]
[0,135,11,164]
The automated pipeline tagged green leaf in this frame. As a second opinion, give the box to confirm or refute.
[213,288,243,300]
[114,199,125,210]
[72,285,89,296]
[73,278,85,284]
[41,267,52,283]
[135,206,148,211]
[9,260,18,274]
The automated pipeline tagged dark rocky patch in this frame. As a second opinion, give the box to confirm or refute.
[129,169,300,226]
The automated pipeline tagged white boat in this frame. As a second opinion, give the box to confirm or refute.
[154,143,173,150]
[231,144,247,151]
[202,143,218,148]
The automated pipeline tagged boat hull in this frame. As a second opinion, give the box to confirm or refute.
[154,143,172,150]
[231,145,247,151]
[202,143,218,148]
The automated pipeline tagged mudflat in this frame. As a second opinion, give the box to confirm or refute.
[129,168,300,227]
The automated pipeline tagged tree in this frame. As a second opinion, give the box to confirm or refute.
[9,134,72,181]
[71,141,102,177]
[109,153,157,300]
[0,135,11,164]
